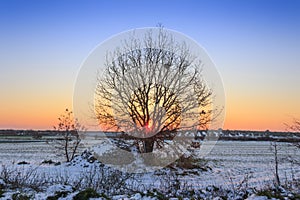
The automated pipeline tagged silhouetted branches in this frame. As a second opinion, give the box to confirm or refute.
[54,109,86,162]
[286,118,300,149]
[95,28,214,153]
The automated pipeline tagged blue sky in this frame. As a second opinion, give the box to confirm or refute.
[0,0,299,130]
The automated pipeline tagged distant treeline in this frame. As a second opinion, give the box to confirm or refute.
[0,129,299,142]
[0,129,57,136]
[220,129,299,137]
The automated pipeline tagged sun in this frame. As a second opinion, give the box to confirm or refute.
[147,119,153,129]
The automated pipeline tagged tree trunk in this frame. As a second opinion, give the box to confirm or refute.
[143,139,154,153]
[65,134,70,162]
[274,142,281,186]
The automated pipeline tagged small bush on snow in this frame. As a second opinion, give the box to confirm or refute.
[11,192,32,200]
[73,188,101,200]
[46,190,71,200]
[0,164,46,191]
[0,189,4,198]
[256,189,284,199]
[169,154,210,171]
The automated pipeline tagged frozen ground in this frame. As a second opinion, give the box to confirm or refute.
[0,139,299,199]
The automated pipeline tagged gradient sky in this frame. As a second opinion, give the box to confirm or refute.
[0,0,299,131]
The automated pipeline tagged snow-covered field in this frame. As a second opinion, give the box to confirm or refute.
[193,141,300,187]
[1,140,299,182]
[0,140,299,199]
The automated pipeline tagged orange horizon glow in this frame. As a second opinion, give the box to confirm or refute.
[0,94,72,130]
[0,108,297,132]
[0,88,299,132]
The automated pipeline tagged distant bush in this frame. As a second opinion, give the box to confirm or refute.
[41,160,55,164]
[17,161,30,165]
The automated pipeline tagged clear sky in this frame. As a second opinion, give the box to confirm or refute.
[0,0,299,131]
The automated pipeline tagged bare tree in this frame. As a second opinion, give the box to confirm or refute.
[270,142,281,186]
[95,28,214,153]
[284,118,300,169]
[54,109,85,162]
[286,119,300,149]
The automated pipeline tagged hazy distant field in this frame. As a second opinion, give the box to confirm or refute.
[0,141,59,164]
